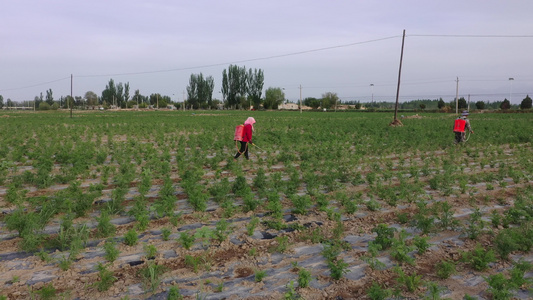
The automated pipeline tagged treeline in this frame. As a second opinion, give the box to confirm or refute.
[340,96,532,111]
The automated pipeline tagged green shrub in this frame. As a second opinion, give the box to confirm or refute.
[395,267,422,293]
[144,243,158,259]
[461,244,496,271]
[178,231,195,250]
[138,262,167,293]
[232,175,250,197]
[390,230,415,265]
[35,283,56,300]
[214,219,232,243]
[297,268,312,288]
[290,194,311,215]
[372,224,396,250]
[96,211,116,238]
[484,273,513,300]
[367,282,392,300]
[246,216,260,236]
[103,239,120,262]
[435,260,456,279]
[167,286,183,300]
[124,229,139,246]
[413,235,430,254]
[96,263,116,291]
[254,269,267,282]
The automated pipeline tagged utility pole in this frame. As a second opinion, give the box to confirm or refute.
[370,84,374,105]
[299,84,302,113]
[70,74,73,118]
[183,90,185,111]
[393,29,405,123]
[455,77,459,115]
[468,94,470,110]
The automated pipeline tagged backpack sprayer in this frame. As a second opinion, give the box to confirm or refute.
[234,124,264,153]
[453,118,473,143]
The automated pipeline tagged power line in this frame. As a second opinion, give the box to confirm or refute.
[0,76,70,92]
[76,36,401,78]
[409,34,533,38]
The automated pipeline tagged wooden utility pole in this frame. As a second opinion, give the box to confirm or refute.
[392,29,405,125]
[70,74,73,118]
[299,84,302,114]
[455,77,459,115]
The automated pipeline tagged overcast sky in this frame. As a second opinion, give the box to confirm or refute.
[1,0,532,104]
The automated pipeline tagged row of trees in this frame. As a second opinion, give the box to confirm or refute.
[220,65,264,109]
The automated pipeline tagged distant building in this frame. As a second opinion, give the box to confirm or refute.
[278,103,312,110]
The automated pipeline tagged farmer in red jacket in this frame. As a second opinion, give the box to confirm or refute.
[234,117,255,160]
[453,111,473,144]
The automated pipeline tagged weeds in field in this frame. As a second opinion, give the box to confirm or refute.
[101,239,119,262]
[297,268,312,288]
[242,190,260,212]
[484,273,513,300]
[461,243,496,271]
[322,243,349,280]
[139,262,167,293]
[209,177,231,203]
[246,216,260,236]
[124,229,139,246]
[178,231,195,250]
[35,283,56,300]
[435,260,456,279]
[273,236,289,253]
[424,281,445,300]
[254,269,267,282]
[96,262,116,291]
[167,286,184,300]
[37,249,52,263]
[464,208,485,240]
[362,242,386,270]
[96,211,116,238]
[161,227,171,241]
[413,235,430,254]
[130,196,150,231]
[372,224,396,250]
[366,197,381,211]
[390,230,415,265]
[144,243,158,259]
[195,226,214,248]
[414,200,435,234]
[394,267,422,293]
[367,282,392,300]
[434,201,459,230]
[214,219,232,243]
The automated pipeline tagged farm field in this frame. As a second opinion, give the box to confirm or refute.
[0,110,532,300]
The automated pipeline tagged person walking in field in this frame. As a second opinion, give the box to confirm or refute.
[453,110,474,144]
[234,117,256,160]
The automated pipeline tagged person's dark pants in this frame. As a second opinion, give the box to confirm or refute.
[234,141,249,159]
[454,132,465,144]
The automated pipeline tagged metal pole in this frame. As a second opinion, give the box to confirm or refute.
[509,77,514,103]
[455,77,459,115]
[299,84,302,113]
[393,29,405,122]
[370,84,374,105]
[70,74,73,118]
